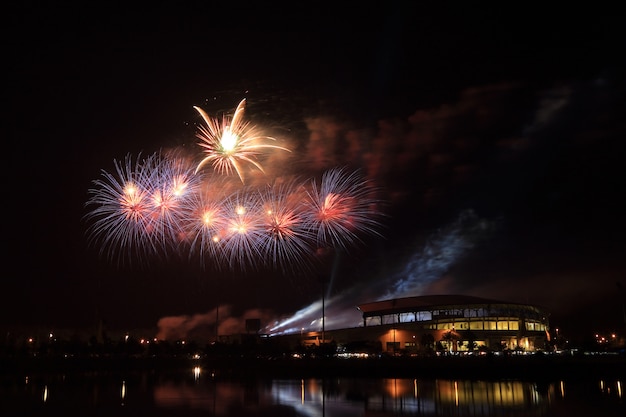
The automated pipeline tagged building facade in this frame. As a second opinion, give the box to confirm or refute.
[280,295,551,354]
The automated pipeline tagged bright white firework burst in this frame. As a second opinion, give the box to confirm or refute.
[194,98,291,183]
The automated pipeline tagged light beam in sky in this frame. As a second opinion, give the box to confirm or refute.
[268,209,496,335]
[385,209,495,299]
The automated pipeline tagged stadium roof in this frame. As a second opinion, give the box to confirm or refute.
[356,295,542,317]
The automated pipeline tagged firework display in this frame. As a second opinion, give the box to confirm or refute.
[84,100,384,271]
[194,98,291,183]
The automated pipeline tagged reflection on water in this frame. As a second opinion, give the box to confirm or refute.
[1,367,624,416]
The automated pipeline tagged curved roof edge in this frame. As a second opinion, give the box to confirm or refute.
[357,294,546,316]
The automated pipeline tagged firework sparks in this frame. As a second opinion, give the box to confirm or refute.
[84,152,203,265]
[256,179,317,272]
[194,98,291,183]
[84,100,386,272]
[303,167,384,251]
[85,153,161,265]
[181,184,228,267]
[86,159,384,269]
[217,189,267,270]
[144,153,204,249]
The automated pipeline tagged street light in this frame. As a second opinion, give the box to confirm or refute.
[322,278,325,345]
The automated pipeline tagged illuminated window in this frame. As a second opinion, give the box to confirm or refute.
[525,321,546,331]
[470,321,484,330]
[497,321,508,330]
[485,321,497,330]
[509,321,519,331]
[418,312,432,321]
[456,322,469,329]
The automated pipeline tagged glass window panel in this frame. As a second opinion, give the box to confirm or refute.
[470,321,484,330]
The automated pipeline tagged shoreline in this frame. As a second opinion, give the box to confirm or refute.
[2,352,624,380]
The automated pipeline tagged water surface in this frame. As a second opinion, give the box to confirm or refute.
[1,366,623,416]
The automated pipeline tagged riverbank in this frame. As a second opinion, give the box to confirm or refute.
[207,353,626,380]
[2,352,624,380]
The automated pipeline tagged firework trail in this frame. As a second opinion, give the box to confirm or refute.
[194,98,291,183]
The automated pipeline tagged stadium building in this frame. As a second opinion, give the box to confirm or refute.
[280,295,551,355]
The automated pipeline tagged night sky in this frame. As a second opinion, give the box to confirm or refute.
[5,4,625,342]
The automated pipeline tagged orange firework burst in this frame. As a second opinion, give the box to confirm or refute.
[193,99,290,183]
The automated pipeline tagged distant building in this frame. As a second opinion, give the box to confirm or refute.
[274,295,551,354]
